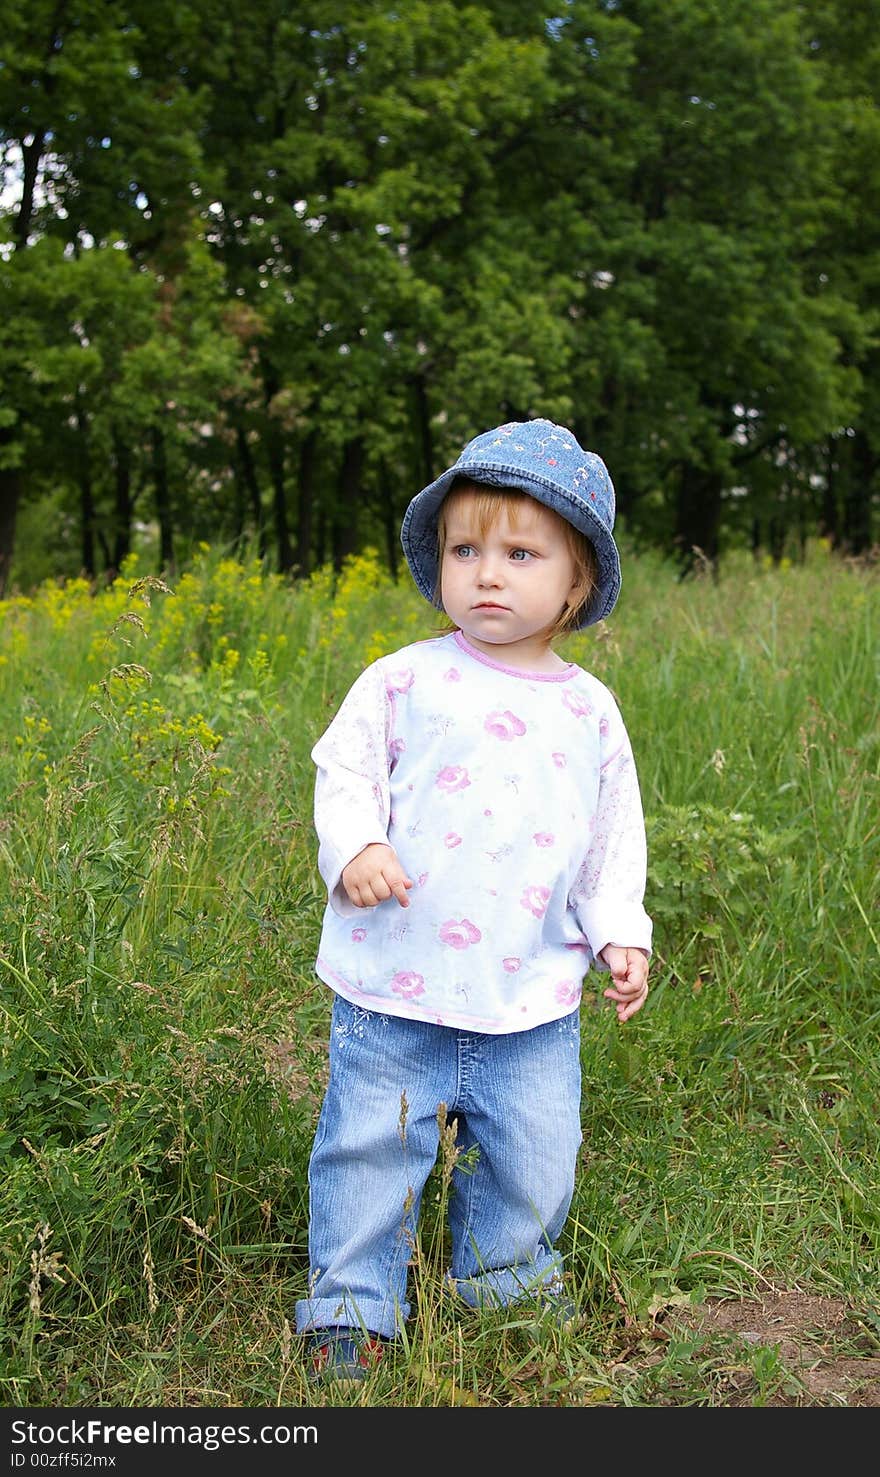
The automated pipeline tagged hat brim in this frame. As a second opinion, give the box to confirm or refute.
[400,461,621,629]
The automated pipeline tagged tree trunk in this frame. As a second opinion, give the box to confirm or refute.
[111,428,133,572]
[295,428,317,578]
[268,428,292,573]
[0,460,20,597]
[332,437,364,570]
[413,376,434,485]
[76,406,96,577]
[820,437,839,547]
[151,424,175,574]
[235,422,266,558]
[843,429,875,555]
[674,462,722,571]
[768,510,786,564]
[263,377,292,573]
[14,128,47,251]
[380,459,399,580]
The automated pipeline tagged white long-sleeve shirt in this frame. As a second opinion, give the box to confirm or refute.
[312,629,652,1035]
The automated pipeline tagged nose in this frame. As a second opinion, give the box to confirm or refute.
[476,551,504,586]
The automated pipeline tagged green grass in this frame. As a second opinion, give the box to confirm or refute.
[0,540,877,1407]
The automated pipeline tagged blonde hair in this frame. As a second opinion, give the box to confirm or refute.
[435,479,599,639]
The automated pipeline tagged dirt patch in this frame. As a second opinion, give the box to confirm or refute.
[664,1290,880,1406]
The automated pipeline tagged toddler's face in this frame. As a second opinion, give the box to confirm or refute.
[439,491,585,668]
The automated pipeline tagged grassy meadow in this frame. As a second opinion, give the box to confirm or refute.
[0,540,877,1408]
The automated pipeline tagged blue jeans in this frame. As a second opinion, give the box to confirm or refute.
[295,994,583,1341]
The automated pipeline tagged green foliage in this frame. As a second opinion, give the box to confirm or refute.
[646,802,798,961]
[1,0,877,593]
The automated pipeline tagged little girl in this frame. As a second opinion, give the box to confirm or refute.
[296,418,652,1382]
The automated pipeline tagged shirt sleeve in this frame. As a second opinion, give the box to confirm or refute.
[311,660,394,919]
[570,693,653,964]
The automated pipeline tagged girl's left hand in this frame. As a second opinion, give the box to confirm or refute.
[599,945,649,1023]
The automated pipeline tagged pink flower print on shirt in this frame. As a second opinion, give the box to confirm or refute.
[555,979,579,1007]
[389,737,406,760]
[503,957,521,973]
[351,927,367,943]
[552,752,566,768]
[562,689,592,719]
[385,668,414,694]
[391,970,425,1000]
[438,918,482,949]
[599,716,610,738]
[521,885,551,918]
[444,833,462,849]
[417,872,429,887]
[444,667,461,682]
[533,832,554,847]
[485,709,526,741]
[436,765,470,792]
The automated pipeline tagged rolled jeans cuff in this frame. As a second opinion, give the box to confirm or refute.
[451,1249,565,1310]
[295,1293,407,1342]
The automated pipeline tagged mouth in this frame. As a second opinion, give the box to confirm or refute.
[473,601,509,611]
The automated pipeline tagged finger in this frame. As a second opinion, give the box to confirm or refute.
[352,879,382,907]
[605,975,645,999]
[381,868,413,907]
[605,981,647,1006]
[619,989,648,1021]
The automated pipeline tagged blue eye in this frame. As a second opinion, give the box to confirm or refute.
[454,544,475,559]
[510,549,531,561]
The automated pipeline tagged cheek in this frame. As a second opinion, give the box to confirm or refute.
[439,562,461,604]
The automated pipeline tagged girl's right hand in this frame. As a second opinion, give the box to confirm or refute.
[342,844,414,909]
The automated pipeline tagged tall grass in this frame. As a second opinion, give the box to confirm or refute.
[1,540,877,1407]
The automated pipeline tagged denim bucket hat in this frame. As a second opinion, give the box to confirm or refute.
[400,418,621,628]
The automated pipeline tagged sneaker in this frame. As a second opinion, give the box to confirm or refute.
[306,1331,385,1385]
[543,1294,578,1326]
[527,1284,579,1329]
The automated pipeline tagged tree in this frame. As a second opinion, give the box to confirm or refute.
[1,0,875,586]
[543,0,863,566]
[0,0,219,587]
[798,0,880,555]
